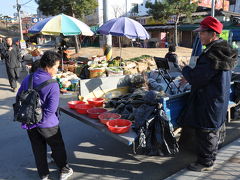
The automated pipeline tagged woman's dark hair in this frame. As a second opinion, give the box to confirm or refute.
[169,45,176,52]
[40,51,62,68]
[30,59,40,73]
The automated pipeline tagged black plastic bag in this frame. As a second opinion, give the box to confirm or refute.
[154,109,179,155]
[134,106,179,156]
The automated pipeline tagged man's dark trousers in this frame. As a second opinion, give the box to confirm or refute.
[196,128,220,167]
[5,66,20,89]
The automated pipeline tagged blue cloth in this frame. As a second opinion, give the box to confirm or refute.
[18,69,60,129]
[191,35,202,57]
[182,50,231,130]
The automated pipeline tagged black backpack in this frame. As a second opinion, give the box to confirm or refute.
[13,74,57,126]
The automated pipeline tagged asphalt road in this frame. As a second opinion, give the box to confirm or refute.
[0,61,240,180]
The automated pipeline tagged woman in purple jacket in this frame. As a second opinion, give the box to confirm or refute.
[18,51,73,180]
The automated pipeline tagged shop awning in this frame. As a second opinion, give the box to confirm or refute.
[178,24,199,31]
[144,25,174,30]
[178,23,240,32]
[90,25,99,33]
[0,34,6,38]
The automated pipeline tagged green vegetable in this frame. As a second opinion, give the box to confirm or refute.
[126,55,152,62]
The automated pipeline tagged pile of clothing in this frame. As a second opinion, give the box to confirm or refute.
[105,86,179,156]
[147,70,191,95]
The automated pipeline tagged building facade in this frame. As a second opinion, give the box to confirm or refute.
[229,0,240,12]
[84,0,153,26]
[84,0,240,48]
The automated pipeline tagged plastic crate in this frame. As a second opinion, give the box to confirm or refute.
[160,92,190,128]
[160,82,236,128]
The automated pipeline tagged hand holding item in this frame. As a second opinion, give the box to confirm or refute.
[182,61,187,66]
[179,76,188,86]
[62,81,71,88]
[8,47,13,51]
[179,61,187,69]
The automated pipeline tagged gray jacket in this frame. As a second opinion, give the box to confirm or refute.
[0,44,21,68]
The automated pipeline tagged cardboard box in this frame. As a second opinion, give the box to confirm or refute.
[137,62,148,72]
[68,65,76,73]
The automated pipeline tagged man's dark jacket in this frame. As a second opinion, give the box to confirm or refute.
[0,44,21,68]
[181,39,237,130]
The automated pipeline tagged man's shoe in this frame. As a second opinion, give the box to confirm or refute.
[188,163,214,172]
[12,88,16,92]
[59,167,73,180]
[40,175,49,180]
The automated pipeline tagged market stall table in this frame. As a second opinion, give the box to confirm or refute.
[59,106,137,146]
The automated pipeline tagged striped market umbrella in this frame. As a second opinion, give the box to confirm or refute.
[28,13,94,36]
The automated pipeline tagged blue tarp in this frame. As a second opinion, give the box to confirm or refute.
[191,35,202,57]
[231,29,240,41]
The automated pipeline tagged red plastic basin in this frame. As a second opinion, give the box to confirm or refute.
[106,119,132,134]
[87,98,105,107]
[75,104,94,114]
[68,101,85,109]
[98,113,121,124]
[87,108,108,119]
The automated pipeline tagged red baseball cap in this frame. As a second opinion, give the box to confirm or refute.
[194,16,223,34]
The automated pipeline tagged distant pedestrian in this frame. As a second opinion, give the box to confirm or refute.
[180,16,238,172]
[0,37,4,61]
[165,45,181,73]
[0,37,21,92]
[17,51,73,180]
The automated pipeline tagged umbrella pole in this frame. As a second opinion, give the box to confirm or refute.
[119,37,122,65]
[61,50,64,71]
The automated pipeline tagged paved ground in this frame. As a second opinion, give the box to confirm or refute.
[166,138,240,180]
[41,46,192,66]
[0,60,240,180]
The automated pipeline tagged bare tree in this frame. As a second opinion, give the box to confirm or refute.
[112,5,125,18]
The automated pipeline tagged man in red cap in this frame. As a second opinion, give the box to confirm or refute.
[179,16,238,171]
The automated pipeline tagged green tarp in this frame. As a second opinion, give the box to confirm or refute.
[178,23,240,31]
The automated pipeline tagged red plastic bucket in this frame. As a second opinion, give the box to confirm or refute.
[87,98,105,107]
[106,119,132,134]
[75,104,94,114]
[68,101,85,109]
[98,113,121,124]
[87,108,108,119]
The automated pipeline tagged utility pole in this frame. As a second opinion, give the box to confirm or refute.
[211,0,216,17]
[103,0,112,46]
[16,0,24,40]
[125,0,128,16]
[71,9,80,53]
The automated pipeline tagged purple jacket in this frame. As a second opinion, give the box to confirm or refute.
[18,69,60,129]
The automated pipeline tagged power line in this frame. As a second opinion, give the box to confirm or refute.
[24,5,37,11]
[20,0,33,6]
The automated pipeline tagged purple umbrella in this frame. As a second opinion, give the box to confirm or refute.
[98,17,149,39]
[98,17,149,59]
